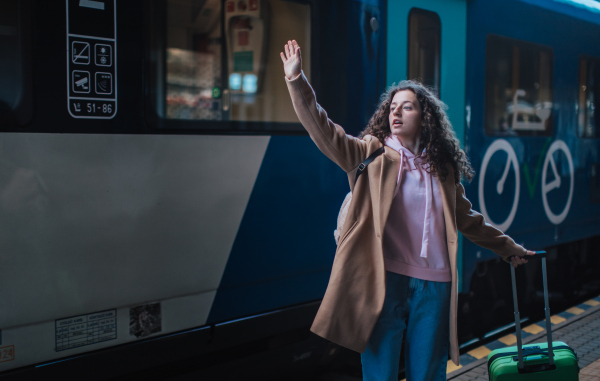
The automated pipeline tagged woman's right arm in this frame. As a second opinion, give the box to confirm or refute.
[280,40,368,173]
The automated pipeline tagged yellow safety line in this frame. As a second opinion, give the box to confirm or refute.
[584,299,600,307]
[446,298,600,378]
[468,346,492,359]
[446,359,462,373]
[523,324,544,334]
[448,299,600,381]
[566,306,585,315]
[498,333,517,346]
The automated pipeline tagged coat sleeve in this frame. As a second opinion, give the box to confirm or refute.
[285,71,368,173]
[455,183,527,262]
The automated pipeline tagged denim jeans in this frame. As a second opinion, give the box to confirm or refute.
[361,271,451,381]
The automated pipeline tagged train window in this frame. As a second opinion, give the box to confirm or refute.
[0,0,32,126]
[146,0,311,132]
[578,56,600,138]
[407,8,441,95]
[485,35,553,136]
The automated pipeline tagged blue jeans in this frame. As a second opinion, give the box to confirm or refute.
[361,272,451,381]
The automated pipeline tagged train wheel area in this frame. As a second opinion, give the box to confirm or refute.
[445,295,600,381]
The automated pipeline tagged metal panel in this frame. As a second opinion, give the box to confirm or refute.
[0,133,269,330]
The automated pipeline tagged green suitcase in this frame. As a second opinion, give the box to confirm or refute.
[487,251,580,380]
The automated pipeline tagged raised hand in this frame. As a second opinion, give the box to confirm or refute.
[280,40,302,81]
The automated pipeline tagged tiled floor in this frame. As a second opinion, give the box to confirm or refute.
[448,298,600,380]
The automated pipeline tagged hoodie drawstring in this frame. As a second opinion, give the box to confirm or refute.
[420,165,432,258]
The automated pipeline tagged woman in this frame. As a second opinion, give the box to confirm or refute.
[280,40,535,381]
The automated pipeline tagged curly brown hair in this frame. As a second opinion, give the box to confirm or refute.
[359,80,474,185]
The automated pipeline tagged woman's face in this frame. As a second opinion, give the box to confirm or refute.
[389,90,422,143]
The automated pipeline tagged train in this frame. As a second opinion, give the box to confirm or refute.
[0,0,599,379]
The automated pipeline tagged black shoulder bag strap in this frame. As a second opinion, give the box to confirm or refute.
[354,146,385,184]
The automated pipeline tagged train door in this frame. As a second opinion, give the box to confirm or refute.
[386,0,467,290]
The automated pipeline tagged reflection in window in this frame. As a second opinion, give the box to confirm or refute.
[242,74,258,93]
[0,0,31,125]
[0,1,19,111]
[165,0,224,121]
[408,8,440,94]
[229,73,242,90]
[579,56,599,138]
[163,0,311,125]
[485,35,553,136]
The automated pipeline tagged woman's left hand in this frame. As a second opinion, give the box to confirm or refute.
[280,40,302,81]
[511,250,536,268]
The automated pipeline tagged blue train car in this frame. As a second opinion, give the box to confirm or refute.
[460,0,600,340]
[389,0,600,344]
[0,0,598,379]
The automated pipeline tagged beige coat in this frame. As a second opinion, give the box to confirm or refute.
[285,72,527,365]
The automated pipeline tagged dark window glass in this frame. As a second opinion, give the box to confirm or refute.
[408,8,440,94]
[485,35,553,136]
[147,0,311,132]
[0,0,32,125]
[578,56,600,138]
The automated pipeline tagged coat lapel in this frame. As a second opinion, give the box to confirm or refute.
[378,147,400,237]
[438,167,458,277]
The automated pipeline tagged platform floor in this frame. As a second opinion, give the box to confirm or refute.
[317,295,600,381]
[445,295,600,381]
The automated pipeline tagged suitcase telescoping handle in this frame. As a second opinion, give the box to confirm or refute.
[511,250,553,371]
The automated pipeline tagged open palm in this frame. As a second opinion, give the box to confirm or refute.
[280,40,302,80]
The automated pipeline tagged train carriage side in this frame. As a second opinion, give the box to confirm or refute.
[461,0,600,341]
[0,0,386,379]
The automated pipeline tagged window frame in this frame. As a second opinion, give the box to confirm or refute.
[578,54,600,139]
[0,0,33,127]
[484,34,555,137]
[407,7,441,97]
[143,0,316,135]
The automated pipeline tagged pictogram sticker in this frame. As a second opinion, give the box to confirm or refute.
[95,72,112,94]
[95,44,112,66]
[72,41,90,64]
[72,71,91,93]
[0,345,15,363]
[66,0,117,119]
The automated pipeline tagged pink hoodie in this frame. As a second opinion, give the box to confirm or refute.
[382,136,451,282]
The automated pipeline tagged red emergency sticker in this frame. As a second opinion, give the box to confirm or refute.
[0,345,15,363]
[249,0,258,11]
[238,31,249,46]
[226,1,234,12]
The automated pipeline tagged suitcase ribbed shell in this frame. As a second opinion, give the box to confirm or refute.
[487,341,579,380]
